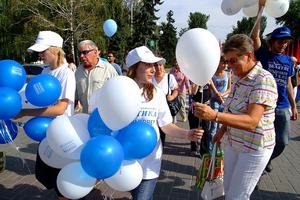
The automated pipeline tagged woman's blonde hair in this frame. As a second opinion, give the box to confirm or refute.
[47,46,65,67]
[127,62,155,101]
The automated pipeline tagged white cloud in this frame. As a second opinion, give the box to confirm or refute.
[156,0,279,42]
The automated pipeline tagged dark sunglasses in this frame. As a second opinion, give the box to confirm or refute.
[79,49,95,55]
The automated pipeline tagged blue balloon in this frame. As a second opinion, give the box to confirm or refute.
[0,120,18,144]
[116,121,157,160]
[88,108,112,137]
[0,87,22,120]
[23,116,53,141]
[103,19,117,37]
[0,60,26,91]
[25,74,62,107]
[80,135,124,179]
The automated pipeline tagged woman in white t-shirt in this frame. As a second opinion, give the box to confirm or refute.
[126,46,203,200]
[152,58,179,146]
[16,31,75,200]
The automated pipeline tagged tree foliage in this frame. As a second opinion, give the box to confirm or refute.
[188,12,209,29]
[226,16,267,41]
[158,10,177,65]
[130,0,161,50]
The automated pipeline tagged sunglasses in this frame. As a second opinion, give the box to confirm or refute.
[79,49,95,55]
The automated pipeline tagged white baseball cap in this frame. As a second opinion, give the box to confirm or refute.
[126,46,163,68]
[28,31,63,52]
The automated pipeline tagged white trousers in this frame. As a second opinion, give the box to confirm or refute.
[224,144,273,200]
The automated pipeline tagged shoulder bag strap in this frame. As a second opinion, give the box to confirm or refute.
[206,143,217,180]
[167,73,170,96]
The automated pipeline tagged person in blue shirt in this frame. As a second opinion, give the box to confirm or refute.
[108,52,122,75]
[251,0,298,173]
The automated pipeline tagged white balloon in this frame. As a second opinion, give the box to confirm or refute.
[242,3,259,17]
[57,162,96,199]
[221,0,243,15]
[47,115,90,159]
[175,28,220,86]
[266,0,289,18]
[38,138,77,168]
[97,76,141,131]
[71,113,90,126]
[242,0,258,8]
[104,160,143,192]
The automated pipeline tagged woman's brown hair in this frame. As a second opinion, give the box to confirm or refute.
[127,62,155,101]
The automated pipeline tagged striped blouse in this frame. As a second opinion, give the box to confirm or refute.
[224,62,278,152]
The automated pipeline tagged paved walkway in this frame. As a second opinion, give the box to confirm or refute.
[1,115,300,199]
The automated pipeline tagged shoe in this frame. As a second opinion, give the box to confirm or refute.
[265,162,273,173]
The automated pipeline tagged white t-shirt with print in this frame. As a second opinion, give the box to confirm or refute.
[135,86,173,179]
[42,62,76,116]
[152,73,178,95]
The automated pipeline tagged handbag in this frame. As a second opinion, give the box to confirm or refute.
[196,144,224,190]
[201,143,224,200]
[167,74,182,116]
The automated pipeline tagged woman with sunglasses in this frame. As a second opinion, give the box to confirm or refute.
[193,34,278,199]
[16,31,76,200]
[126,46,203,200]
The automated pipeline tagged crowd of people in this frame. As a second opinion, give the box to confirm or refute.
[8,0,300,199]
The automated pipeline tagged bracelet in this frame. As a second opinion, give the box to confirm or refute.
[215,111,219,122]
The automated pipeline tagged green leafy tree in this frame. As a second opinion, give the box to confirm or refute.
[0,0,35,62]
[226,16,267,40]
[0,0,130,64]
[178,12,209,37]
[275,0,300,39]
[158,10,177,65]
[188,12,209,29]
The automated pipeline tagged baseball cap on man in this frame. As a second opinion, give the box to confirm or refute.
[28,31,63,52]
[271,26,293,39]
[126,46,163,68]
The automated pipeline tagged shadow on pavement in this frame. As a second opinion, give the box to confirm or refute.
[4,155,35,175]
[0,183,56,200]
[18,143,39,154]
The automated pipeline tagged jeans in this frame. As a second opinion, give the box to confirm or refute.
[224,144,273,200]
[270,108,290,160]
[208,99,224,151]
[296,86,300,104]
[130,178,157,200]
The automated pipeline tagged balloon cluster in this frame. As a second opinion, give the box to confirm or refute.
[221,0,290,18]
[0,59,62,145]
[37,76,157,199]
[0,60,26,144]
[21,73,62,142]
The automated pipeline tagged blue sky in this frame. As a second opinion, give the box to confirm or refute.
[156,0,279,42]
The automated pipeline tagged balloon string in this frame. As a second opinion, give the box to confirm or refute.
[249,5,265,37]
[197,86,204,146]
[0,120,32,175]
